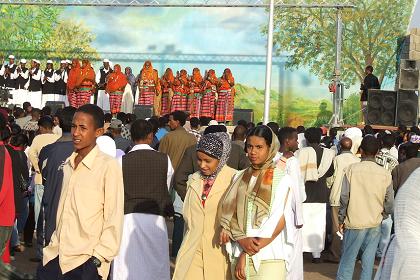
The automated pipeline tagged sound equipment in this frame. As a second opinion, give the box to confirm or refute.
[45,101,65,115]
[133,105,154,120]
[233,108,254,124]
[396,90,419,127]
[399,59,420,90]
[367,90,397,126]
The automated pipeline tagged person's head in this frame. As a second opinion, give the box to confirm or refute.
[53,115,60,127]
[296,125,305,134]
[204,125,227,135]
[57,106,76,133]
[232,124,247,142]
[125,67,132,76]
[304,127,322,144]
[266,122,279,134]
[103,59,110,69]
[109,119,123,136]
[10,133,28,148]
[104,113,112,123]
[190,117,200,130]
[144,60,152,70]
[399,143,419,163]
[46,60,53,70]
[158,116,169,128]
[329,127,338,138]
[127,113,137,124]
[31,108,41,121]
[365,65,374,75]
[0,114,7,141]
[60,60,66,69]
[41,106,52,117]
[340,137,353,151]
[363,125,374,136]
[8,55,15,65]
[148,118,159,134]
[196,132,231,178]
[278,127,298,152]
[14,107,25,119]
[247,122,255,130]
[410,126,420,135]
[246,125,279,167]
[381,133,396,150]
[237,119,247,127]
[81,59,89,68]
[20,59,27,68]
[38,116,54,134]
[72,59,80,69]
[360,135,380,157]
[169,111,187,130]
[72,104,104,154]
[23,102,32,114]
[130,119,154,145]
[116,112,127,124]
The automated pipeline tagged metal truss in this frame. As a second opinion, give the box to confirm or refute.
[0,0,355,8]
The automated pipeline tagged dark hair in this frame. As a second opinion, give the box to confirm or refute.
[59,107,76,133]
[204,125,227,135]
[365,65,374,73]
[296,126,305,134]
[10,133,28,147]
[116,112,127,124]
[38,116,54,130]
[411,126,420,135]
[237,119,248,127]
[158,116,169,128]
[127,113,137,124]
[148,118,159,134]
[199,117,211,126]
[10,124,21,136]
[246,125,273,146]
[31,108,41,117]
[400,143,419,161]
[363,125,374,136]
[170,111,187,126]
[329,127,338,138]
[360,135,380,156]
[76,104,104,129]
[190,117,200,129]
[131,119,153,141]
[0,114,7,137]
[104,113,113,123]
[381,133,396,149]
[41,106,52,116]
[247,122,255,130]
[278,127,297,145]
[14,107,25,118]
[233,124,247,140]
[304,127,322,144]
[266,122,280,134]
[23,102,31,111]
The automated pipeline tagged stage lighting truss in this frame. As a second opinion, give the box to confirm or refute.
[0,0,355,8]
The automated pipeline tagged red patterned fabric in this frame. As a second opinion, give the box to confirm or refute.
[67,89,77,108]
[171,86,187,112]
[189,85,202,118]
[109,90,124,114]
[76,80,94,108]
[201,81,216,119]
[215,89,233,122]
[138,85,156,106]
[160,89,171,116]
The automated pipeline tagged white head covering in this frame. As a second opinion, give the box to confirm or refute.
[66,59,71,64]
[8,55,15,59]
[60,60,66,64]
[20,59,27,64]
[208,120,218,126]
[103,58,110,63]
[344,127,363,155]
[46,60,53,64]
[96,135,117,158]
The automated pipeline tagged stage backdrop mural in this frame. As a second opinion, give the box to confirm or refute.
[0,0,416,125]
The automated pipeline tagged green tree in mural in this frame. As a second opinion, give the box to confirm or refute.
[265,0,414,84]
[0,5,97,61]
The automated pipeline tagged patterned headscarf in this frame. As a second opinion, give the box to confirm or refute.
[196,132,231,180]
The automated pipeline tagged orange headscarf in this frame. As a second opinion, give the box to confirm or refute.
[162,68,175,83]
[77,59,95,86]
[106,64,128,93]
[219,68,234,90]
[192,68,203,84]
[206,69,218,84]
[179,69,188,85]
[67,59,80,90]
[140,60,158,82]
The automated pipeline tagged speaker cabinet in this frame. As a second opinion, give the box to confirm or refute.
[133,105,154,120]
[367,90,397,126]
[399,59,420,90]
[45,101,65,115]
[233,108,254,124]
[396,90,419,127]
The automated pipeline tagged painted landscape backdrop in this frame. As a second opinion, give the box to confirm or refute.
[0,0,417,125]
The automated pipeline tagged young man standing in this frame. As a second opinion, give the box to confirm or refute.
[38,104,124,280]
[337,136,394,280]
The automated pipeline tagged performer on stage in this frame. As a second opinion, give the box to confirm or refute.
[189,68,203,118]
[67,59,80,108]
[201,69,218,120]
[26,59,42,109]
[216,68,235,123]
[14,59,30,107]
[137,60,161,115]
[171,69,189,113]
[0,55,17,89]
[106,64,128,115]
[160,68,175,116]
[96,58,113,111]
[360,65,380,124]
[125,67,137,100]
[41,60,56,106]
[54,60,69,105]
[75,59,95,108]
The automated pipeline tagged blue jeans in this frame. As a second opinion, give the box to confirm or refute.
[376,215,392,257]
[337,225,381,280]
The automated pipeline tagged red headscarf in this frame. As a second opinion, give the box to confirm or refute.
[106,64,128,92]
[192,68,203,84]
[67,59,80,90]
[77,59,95,86]
[219,68,234,90]
[163,68,174,83]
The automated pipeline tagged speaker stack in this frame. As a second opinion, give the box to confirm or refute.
[233,108,254,124]
[133,105,154,120]
[367,90,397,126]
[45,101,66,115]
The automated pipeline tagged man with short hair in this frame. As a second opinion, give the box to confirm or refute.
[392,143,420,193]
[326,137,360,263]
[109,119,132,153]
[54,61,68,105]
[112,119,174,279]
[188,117,201,142]
[14,59,30,107]
[96,59,113,110]
[0,55,17,89]
[376,133,398,172]
[38,104,124,280]
[232,124,247,149]
[360,65,380,123]
[337,136,393,280]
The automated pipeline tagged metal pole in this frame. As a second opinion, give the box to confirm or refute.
[332,7,343,126]
[263,0,275,124]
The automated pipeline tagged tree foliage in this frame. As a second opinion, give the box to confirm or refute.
[265,0,415,85]
[0,5,98,62]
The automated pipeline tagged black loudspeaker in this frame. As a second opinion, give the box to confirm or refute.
[396,90,419,127]
[233,108,254,124]
[399,59,420,90]
[133,105,154,120]
[367,90,397,126]
[45,101,65,115]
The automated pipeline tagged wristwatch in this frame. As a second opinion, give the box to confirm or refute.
[90,256,101,268]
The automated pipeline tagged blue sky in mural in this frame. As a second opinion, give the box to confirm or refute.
[61,7,334,100]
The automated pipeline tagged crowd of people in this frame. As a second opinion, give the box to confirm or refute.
[0,97,419,280]
[1,55,236,122]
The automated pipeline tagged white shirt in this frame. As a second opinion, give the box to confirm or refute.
[42,69,56,84]
[54,69,68,83]
[96,67,111,84]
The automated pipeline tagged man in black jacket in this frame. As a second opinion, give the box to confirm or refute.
[360,65,380,124]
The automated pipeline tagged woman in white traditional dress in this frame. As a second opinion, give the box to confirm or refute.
[220,125,298,280]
